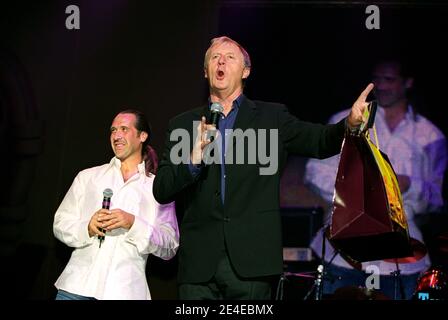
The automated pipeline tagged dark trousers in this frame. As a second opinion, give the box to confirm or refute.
[178,250,273,300]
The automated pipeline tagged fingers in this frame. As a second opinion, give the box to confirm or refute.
[192,116,219,164]
[98,211,113,222]
[201,138,212,150]
[347,84,374,128]
[196,116,217,150]
[196,116,207,138]
[99,209,126,230]
[89,209,111,237]
[201,116,206,133]
[196,116,205,135]
[103,217,128,231]
[356,83,374,103]
[90,209,133,235]
[89,222,105,237]
[194,116,208,151]
[105,219,121,231]
[96,227,106,237]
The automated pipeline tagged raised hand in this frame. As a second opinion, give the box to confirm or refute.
[347,83,374,129]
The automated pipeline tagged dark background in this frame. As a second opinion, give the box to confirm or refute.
[1,0,447,300]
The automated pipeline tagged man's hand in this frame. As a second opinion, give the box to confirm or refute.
[88,208,109,237]
[347,83,375,129]
[98,208,135,231]
[191,116,219,165]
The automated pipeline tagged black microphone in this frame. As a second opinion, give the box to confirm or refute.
[208,102,223,142]
[99,188,113,248]
[203,103,224,164]
[209,102,224,128]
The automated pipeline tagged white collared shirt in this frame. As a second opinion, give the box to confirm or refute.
[53,158,179,299]
[305,106,447,275]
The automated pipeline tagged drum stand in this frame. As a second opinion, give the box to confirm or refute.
[276,227,327,301]
[275,273,287,300]
[303,228,328,300]
[391,260,405,300]
[303,264,325,300]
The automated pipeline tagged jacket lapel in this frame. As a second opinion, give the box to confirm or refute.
[233,96,257,131]
[224,97,258,204]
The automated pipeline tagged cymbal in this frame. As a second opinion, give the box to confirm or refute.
[383,238,427,264]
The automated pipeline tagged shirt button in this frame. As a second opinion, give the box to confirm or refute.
[215,190,221,197]
[224,217,230,222]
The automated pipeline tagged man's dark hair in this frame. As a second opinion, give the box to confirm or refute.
[118,109,158,175]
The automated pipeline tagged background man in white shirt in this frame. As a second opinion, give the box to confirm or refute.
[53,109,179,300]
[304,58,447,299]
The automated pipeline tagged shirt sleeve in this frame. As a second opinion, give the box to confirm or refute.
[125,199,179,259]
[304,155,340,205]
[53,173,95,248]
[406,136,447,215]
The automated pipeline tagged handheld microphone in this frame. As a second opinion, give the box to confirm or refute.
[99,188,113,248]
[208,102,223,142]
[209,102,224,128]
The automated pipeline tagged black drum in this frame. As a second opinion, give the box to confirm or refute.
[413,267,448,300]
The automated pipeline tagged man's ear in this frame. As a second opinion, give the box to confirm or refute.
[204,67,208,79]
[140,131,148,143]
[242,67,250,79]
[405,77,414,90]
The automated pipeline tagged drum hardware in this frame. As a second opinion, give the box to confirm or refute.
[383,238,427,299]
[324,228,427,300]
[413,266,448,300]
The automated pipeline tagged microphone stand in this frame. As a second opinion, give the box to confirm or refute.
[304,227,328,300]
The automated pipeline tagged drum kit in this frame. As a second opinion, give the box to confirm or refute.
[279,229,448,300]
[412,231,448,300]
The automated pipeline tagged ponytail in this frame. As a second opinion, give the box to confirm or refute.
[143,144,158,176]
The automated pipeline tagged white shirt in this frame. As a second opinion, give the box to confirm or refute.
[53,158,179,299]
[305,106,447,275]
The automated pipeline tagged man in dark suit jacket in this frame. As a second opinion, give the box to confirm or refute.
[153,36,373,299]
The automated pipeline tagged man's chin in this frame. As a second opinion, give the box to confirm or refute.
[376,99,392,108]
[114,154,125,161]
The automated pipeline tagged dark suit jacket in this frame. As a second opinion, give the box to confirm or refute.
[153,96,346,284]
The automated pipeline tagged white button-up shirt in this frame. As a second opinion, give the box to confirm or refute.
[305,106,447,275]
[53,158,179,299]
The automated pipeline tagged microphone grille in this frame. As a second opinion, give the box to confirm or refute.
[103,188,113,198]
[210,102,223,113]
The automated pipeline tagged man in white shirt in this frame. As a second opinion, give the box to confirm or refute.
[304,59,447,299]
[53,109,179,300]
